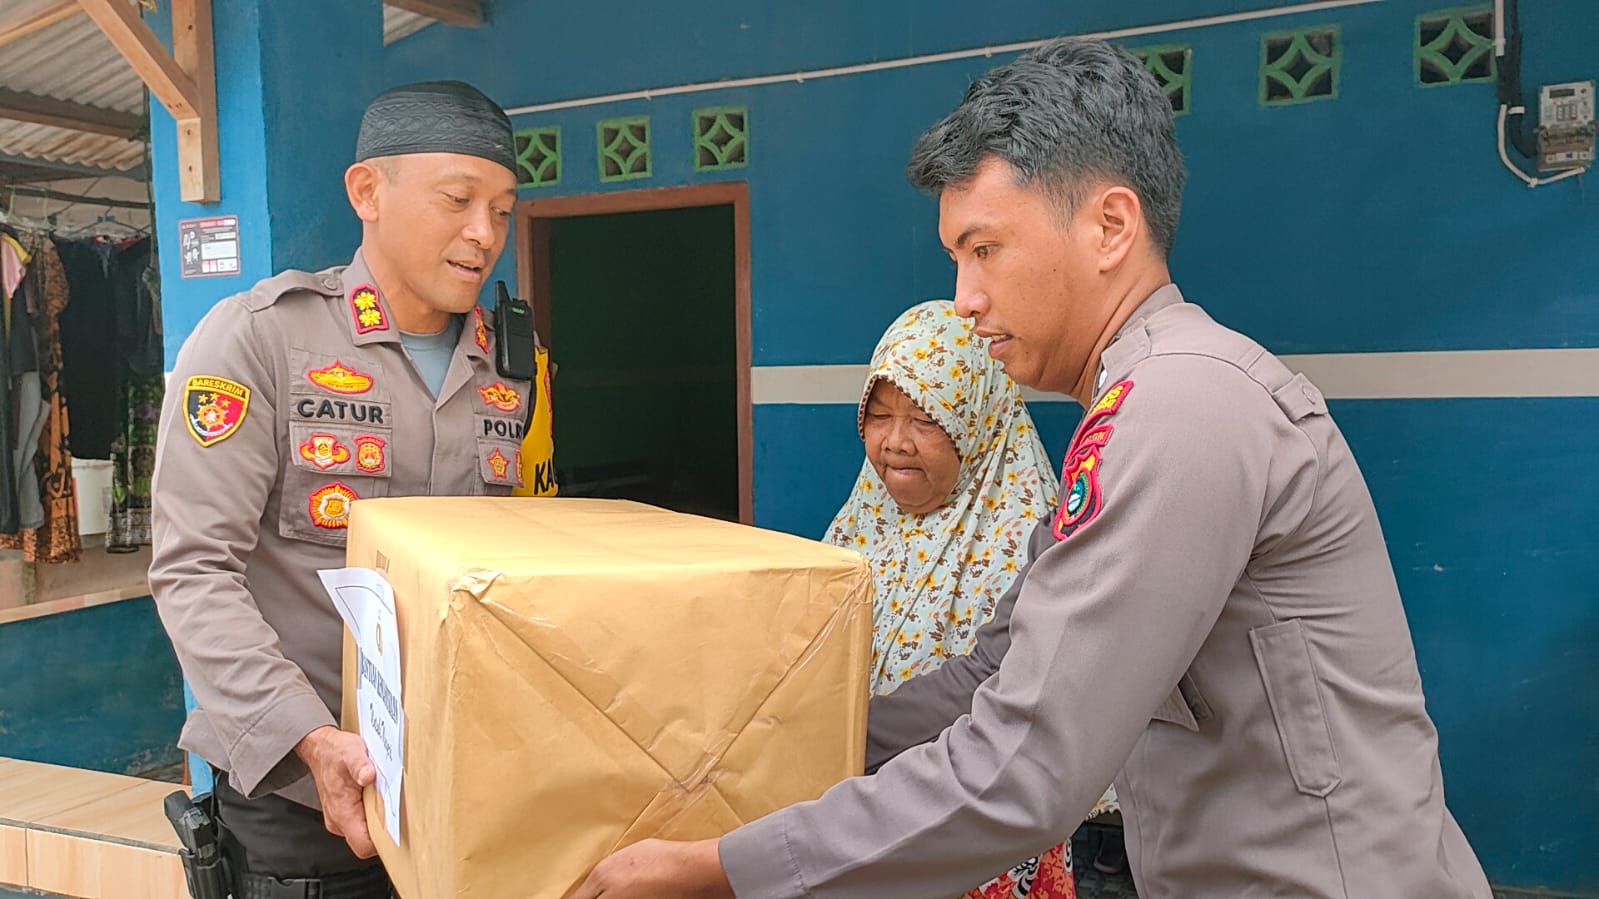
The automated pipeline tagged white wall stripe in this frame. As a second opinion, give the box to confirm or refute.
[753,365,872,406]
[1275,349,1599,400]
[504,0,1381,116]
[750,349,1599,404]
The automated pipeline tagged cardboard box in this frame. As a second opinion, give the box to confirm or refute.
[341,497,872,899]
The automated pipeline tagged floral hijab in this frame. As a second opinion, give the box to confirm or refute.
[826,300,1059,693]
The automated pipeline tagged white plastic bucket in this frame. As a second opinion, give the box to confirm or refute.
[72,458,113,536]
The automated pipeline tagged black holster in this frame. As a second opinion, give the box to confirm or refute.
[166,786,393,899]
[163,790,230,899]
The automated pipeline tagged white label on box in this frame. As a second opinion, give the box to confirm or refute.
[318,567,404,846]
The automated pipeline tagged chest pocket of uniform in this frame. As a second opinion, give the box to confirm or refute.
[1250,619,1343,797]
[280,349,395,547]
[475,423,525,492]
[472,377,532,494]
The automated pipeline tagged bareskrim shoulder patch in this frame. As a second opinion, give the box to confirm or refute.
[185,376,251,447]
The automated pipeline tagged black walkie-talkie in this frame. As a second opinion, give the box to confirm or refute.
[493,281,539,382]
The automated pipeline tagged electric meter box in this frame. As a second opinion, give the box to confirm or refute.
[1536,80,1596,172]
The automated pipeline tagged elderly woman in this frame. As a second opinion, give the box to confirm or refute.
[826,300,1113,899]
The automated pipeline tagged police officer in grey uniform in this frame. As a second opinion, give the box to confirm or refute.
[150,81,533,898]
[573,38,1492,899]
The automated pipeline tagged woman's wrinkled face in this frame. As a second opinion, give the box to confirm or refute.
[862,379,961,515]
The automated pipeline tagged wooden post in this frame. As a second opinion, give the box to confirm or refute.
[172,0,219,203]
[76,0,219,203]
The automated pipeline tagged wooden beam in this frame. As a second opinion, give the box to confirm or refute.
[171,0,218,202]
[385,0,482,28]
[0,88,144,139]
[4,185,150,209]
[75,0,199,121]
[0,161,74,185]
[0,151,125,183]
[0,0,80,51]
[76,0,218,203]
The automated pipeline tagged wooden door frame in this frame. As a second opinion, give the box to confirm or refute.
[515,183,754,525]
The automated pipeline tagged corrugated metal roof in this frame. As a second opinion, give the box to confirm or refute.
[0,0,437,180]
[0,121,146,172]
[0,2,146,112]
[0,1,147,176]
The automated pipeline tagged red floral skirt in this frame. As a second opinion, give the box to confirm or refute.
[962,840,1075,899]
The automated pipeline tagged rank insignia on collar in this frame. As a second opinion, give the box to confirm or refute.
[1053,379,1133,541]
[473,306,489,353]
[478,381,522,413]
[185,375,250,447]
[307,361,374,394]
[298,433,350,470]
[354,435,387,474]
[309,482,359,529]
[349,284,388,334]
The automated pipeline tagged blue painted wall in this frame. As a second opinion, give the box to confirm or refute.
[146,0,274,366]
[1336,398,1599,888]
[148,0,383,367]
[382,1,1599,891]
[0,599,184,777]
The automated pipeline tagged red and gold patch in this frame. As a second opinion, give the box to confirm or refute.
[349,284,387,334]
[354,435,387,474]
[473,306,489,353]
[486,448,511,480]
[477,381,522,413]
[1052,379,1133,541]
[185,375,250,447]
[298,433,351,470]
[306,360,374,395]
[309,482,358,530]
[514,450,525,487]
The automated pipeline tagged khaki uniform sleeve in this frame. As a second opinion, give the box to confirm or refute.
[721,356,1301,898]
[149,300,334,797]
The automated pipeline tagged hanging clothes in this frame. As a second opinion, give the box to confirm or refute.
[53,235,161,466]
[0,232,23,534]
[105,237,161,551]
[116,237,163,380]
[0,231,80,562]
[54,237,122,460]
[3,233,49,533]
[107,376,160,550]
